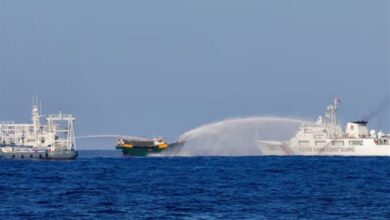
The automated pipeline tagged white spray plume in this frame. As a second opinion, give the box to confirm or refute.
[173,116,311,156]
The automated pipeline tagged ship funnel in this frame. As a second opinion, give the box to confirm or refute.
[345,121,369,138]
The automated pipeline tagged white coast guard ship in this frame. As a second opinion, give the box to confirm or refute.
[256,98,390,156]
[0,101,77,160]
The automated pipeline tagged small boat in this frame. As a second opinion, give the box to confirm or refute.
[115,137,185,156]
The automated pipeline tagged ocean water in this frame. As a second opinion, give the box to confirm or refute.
[0,151,389,219]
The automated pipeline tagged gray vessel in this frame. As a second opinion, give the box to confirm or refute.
[0,100,77,160]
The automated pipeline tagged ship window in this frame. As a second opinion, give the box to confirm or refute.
[349,140,363,146]
[298,140,309,146]
[332,140,344,146]
[315,141,326,146]
[376,139,390,145]
[313,134,324,139]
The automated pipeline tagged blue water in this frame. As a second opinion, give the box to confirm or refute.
[0,151,389,219]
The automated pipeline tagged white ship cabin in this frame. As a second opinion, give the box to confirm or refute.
[294,98,390,145]
[344,121,389,144]
[154,138,167,145]
[0,103,76,151]
[345,121,369,138]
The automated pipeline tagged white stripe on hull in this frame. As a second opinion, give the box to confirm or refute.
[256,141,390,156]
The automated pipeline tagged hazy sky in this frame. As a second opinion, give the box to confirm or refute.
[1,0,389,145]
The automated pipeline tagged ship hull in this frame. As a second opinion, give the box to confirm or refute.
[116,141,185,157]
[256,140,390,156]
[0,148,78,160]
[116,146,163,156]
[47,150,78,160]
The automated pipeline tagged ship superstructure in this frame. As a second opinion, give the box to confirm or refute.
[256,98,390,156]
[0,101,77,159]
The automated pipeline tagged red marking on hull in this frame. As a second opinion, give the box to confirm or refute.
[280,143,295,155]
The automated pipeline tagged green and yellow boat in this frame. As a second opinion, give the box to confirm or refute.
[115,137,185,156]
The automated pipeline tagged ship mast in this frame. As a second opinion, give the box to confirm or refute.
[325,97,342,137]
[326,98,339,125]
[32,99,41,146]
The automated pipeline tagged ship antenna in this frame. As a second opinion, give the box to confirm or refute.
[33,95,38,106]
[333,97,342,126]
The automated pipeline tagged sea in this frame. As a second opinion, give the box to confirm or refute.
[0,151,389,219]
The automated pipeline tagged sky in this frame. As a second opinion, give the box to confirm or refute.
[0,0,389,148]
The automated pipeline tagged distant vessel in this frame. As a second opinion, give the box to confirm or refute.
[0,101,78,160]
[256,98,390,156]
[116,137,185,156]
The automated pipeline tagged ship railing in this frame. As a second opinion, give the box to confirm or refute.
[0,121,15,125]
[121,136,166,142]
[47,114,75,121]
